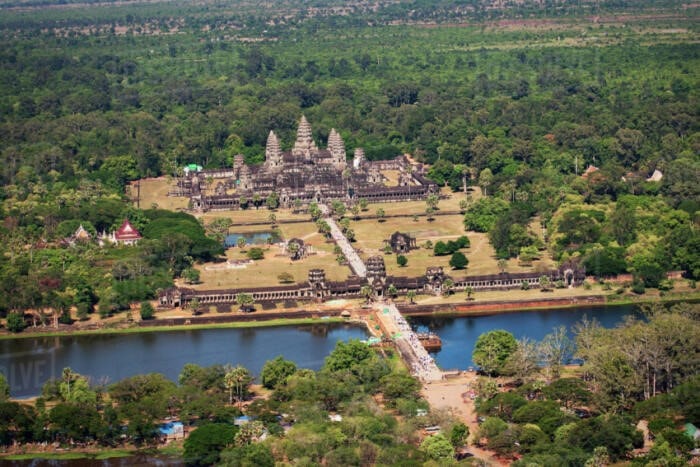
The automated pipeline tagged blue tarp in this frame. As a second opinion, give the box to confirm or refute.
[159,421,183,435]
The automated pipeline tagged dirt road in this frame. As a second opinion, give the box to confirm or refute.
[421,373,509,466]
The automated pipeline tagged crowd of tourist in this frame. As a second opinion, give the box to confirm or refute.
[392,308,442,381]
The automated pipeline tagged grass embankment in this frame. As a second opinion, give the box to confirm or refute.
[1,446,183,461]
[2,449,131,461]
[0,317,346,340]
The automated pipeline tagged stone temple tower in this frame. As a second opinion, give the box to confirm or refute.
[239,164,253,191]
[292,115,317,161]
[353,148,366,170]
[327,128,346,169]
[265,131,282,170]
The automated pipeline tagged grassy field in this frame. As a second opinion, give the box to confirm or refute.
[131,178,189,211]
[193,219,350,289]
[351,214,554,277]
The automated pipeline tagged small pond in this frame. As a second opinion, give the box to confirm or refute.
[224,230,280,247]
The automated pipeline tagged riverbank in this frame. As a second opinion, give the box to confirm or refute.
[0,316,346,340]
[2,287,698,340]
[0,446,183,463]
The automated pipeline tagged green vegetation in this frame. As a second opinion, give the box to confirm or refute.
[0,340,446,465]
[471,303,700,465]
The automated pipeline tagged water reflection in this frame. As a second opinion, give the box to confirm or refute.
[410,304,640,369]
[0,323,367,398]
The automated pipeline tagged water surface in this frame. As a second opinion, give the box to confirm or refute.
[0,323,367,398]
[223,230,279,247]
[410,304,640,370]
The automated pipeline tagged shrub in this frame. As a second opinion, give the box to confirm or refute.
[247,247,264,260]
[449,252,468,269]
[6,312,25,333]
[140,301,155,320]
[631,280,646,294]
[397,255,408,267]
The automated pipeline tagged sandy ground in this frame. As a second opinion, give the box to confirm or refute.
[421,373,509,465]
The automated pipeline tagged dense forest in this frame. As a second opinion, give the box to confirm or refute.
[0,0,697,320]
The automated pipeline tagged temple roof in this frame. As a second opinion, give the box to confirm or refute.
[115,219,142,241]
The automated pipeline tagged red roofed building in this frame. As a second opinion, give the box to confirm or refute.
[100,219,142,246]
[115,219,142,245]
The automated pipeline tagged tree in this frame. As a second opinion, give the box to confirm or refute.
[498,258,508,273]
[140,301,155,320]
[316,220,331,238]
[183,423,237,466]
[236,237,247,251]
[459,199,469,213]
[397,255,407,267]
[235,293,254,312]
[0,373,10,402]
[609,201,637,246]
[324,340,373,373]
[543,378,591,409]
[630,253,666,288]
[420,433,455,460]
[277,272,294,283]
[57,368,97,405]
[266,192,279,210]
[246,247,264,260]
[449,251,468,269]
[465,286,474,301]
[223,365,252,407]
[434,241,449,256]
[6,312,25,333]
[478,168,494,196]
[463,197,509,232]
[539,275,552,291]
[450,423,470,448]
[331,200,346,219]
[387,284,398,298]
[360,285,373,304]
[443,278,454,296]
[220,443,274,467]
[261,356,297,389]
[182,267,200,284]
[376,208,386,222]
[426,194,439,210]
[359,198,368,211]
[504,338,539,382]
[308,202,322,220]
[49,402,103,443]
[473,330,518,376]
[234,420,265,446]
[406,290,416,304]
[538,326,574,381]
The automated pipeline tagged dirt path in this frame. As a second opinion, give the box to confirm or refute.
[421,374,508,466]
[469,232,490,259]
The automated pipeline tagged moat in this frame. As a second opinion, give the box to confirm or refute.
[1,305,640,398]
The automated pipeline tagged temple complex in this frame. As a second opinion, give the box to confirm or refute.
[177,116,438,211]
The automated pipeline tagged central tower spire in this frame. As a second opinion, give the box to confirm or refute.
[292,115,317,161]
